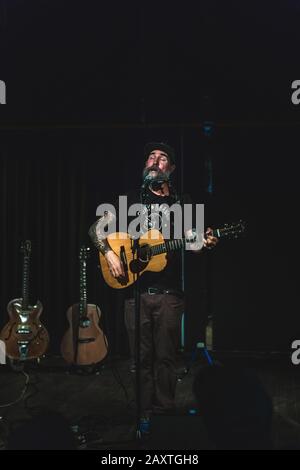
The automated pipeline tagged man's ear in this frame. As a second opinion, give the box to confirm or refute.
[170,164,176,174]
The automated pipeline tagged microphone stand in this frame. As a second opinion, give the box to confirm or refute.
[134,184,147,439]
[133,235,142,439]
[134,175,171,437]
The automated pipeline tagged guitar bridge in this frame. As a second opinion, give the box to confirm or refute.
[78,338,95,344]
[120,245,128,271]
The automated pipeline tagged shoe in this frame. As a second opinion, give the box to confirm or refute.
[129,362,136,373]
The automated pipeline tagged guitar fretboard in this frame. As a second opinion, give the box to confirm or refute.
[22,256,30,310]
[149,224,243,256]
[79,259,87,319]
[151,238,185,256]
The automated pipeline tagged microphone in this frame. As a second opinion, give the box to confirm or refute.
[141,174,153,189]
[141,170,170,190]
[150,178,168,191]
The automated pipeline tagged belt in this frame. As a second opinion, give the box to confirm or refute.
[143,287,184,297]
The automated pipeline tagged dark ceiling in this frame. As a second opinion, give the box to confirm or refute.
[1,0,300,124]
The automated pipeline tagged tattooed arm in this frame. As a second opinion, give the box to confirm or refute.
[88,211,125,278]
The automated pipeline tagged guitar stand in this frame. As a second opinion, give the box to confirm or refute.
[7,356,43,372]
[7,358,26,372]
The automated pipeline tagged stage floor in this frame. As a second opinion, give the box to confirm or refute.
[0,352,300,450]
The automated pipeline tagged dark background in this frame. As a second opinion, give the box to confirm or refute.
[0,0,299,354]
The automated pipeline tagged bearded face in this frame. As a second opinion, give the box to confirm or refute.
[142,164,171,186]
[143,149,174,187]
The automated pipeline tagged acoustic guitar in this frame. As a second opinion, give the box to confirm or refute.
[0,240,49,361]
[99,222,245,289]
[61,246,108,366]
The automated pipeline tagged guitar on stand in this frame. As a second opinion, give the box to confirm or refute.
[61,246,108,368]
[0,240,49,362]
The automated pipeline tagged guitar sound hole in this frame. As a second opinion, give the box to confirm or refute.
[80,318,91,328]
[138,244,150,262]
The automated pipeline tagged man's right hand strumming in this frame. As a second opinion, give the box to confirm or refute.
[105,250,125,278]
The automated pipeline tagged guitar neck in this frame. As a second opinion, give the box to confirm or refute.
[150,224,242,256]
[151,238,185,256]
[79,260,87,318]
[22,254,30,310]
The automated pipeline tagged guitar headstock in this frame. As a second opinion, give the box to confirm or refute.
[79,245,91,261]
[20,240,31,258]
[217,220,246,240]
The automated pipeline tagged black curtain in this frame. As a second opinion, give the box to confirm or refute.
[0,128,183,356]
[0,130,126,355]
[1,126,299,356]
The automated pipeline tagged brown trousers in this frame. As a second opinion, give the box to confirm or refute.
[124,292,184,415]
